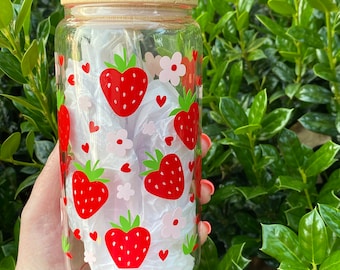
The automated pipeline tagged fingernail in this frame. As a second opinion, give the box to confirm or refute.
[201,133,212,157]
[201,179,215,195]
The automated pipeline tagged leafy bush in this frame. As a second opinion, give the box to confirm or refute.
[194,0,340,269]
[1,0,340,269]
[0,0,62,267]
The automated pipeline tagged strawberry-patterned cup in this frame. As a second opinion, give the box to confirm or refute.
[55,1,203,269]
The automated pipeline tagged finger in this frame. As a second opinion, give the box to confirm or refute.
[200,179,215,205]
[198,221,212,245]
[201,133,212,157]
[17,144,65,269]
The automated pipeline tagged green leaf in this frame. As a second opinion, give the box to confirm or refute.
[25,131,35,158]
[279,260,310,270]
[268,0,296,15]
[15,173,39,198]
[218,243,250,270]
[0,132,21,159]
[0,51,27,84]
[210,185,238,205]
[285,206,308,232]
[234,124,261,135]
[256,15,287,37]
[308,0,337,12]
[236,11,249,31]
[304,141,340,177]
[34,140,54,164]
[318,169,340,207]
[319,204,340,238]
[1,94,42,112]
[276,176,307,192]
[37,17,51,44]
[199,237,219,270]
[15,0,33,35]
[228,61,243,98]
[0,256,15,270]
[298,208,328,265]
[296,84,332,104]
[273,62,296,82]
[219,97,248,129]
[278,129,310,169]
[236,186,268,200]
[285,83,301,99]
[0,0,13,29]
[313,63,340,82]
[248,89,267,125]
[287,26,323,48]
[247,49,267,61]
[299,112,337,137]
[209,11,235,42]
[21,39,39,77]
[261,224,305,264]
[319,250,340,270]
[258,108,293,140]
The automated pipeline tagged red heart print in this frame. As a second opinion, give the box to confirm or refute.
[82,143,89,153]
[82,63,90,73]
[165,136,174,146]
[68,74,75,85]
[159,249,169,261]
[121,163,131,173]
[59,55,64,66]
[189,193,195,203]
[156,95,166,107]
[188,161,195,172]
[74,229,81,240]
[89,231,98,241]
[89,121,99,133]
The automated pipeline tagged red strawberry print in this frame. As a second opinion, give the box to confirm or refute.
[100,49,148,117]
[105,210,151,268]
[170,91,199,150]
[141,149,184,200]
[72,160,109,219]
[57,91,70,153]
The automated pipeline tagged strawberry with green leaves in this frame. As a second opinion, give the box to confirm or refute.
[170,91,199,150]
[100,49,148,117]
[141,149,184,200]
[72,160,109,219]
[105,210,151,268]
[182,234,198,255]
[57,90,70,153]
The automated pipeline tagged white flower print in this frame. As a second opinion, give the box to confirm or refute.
[142,121,156,135]
[117,183,135,201]
[84,250,96,264]
[161,207,187,239]
[159,52,186,86]
[145,52,162,78]
[106,129,133,157]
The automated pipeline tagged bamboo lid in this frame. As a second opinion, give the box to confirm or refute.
[60,0,197,7]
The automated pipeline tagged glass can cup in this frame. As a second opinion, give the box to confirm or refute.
[55,1,203,269]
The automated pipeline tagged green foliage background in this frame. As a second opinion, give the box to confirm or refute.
[1,0,340,269]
